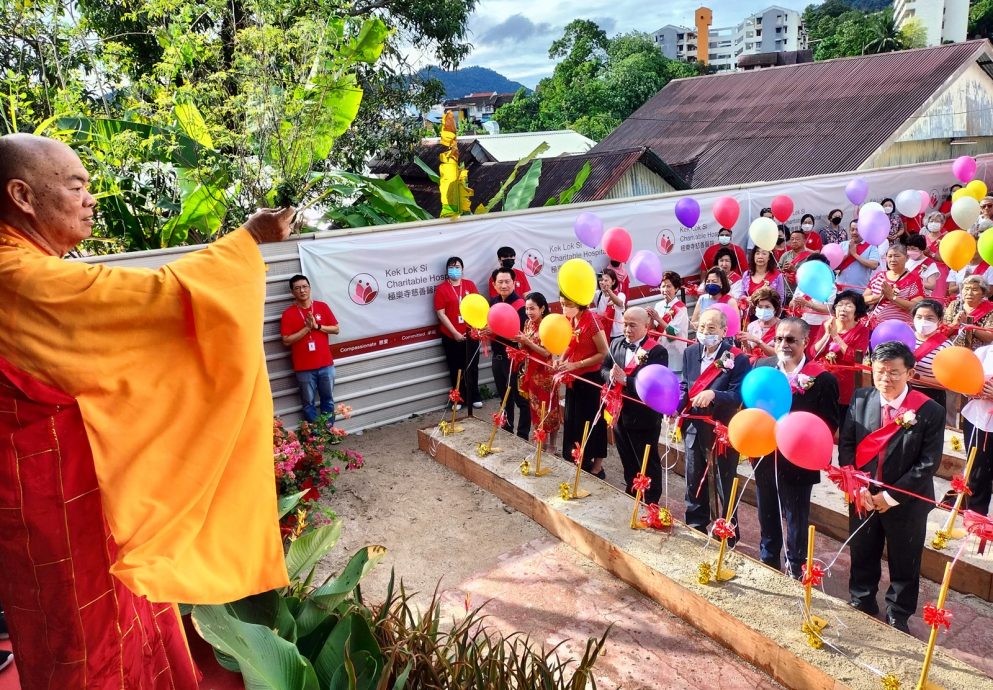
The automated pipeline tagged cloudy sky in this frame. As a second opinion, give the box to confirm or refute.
[457,0,816,87]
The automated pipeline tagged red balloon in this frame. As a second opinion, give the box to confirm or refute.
[487,302,521,339]
[775,411,833,470]
[602,226,632,262]
[713,196,740,229]
[771,195,794,223]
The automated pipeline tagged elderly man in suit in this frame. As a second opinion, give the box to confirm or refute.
[839,340,944,633]
[679,307,752,536]
[753,318,839,577]
[602,306,669,504]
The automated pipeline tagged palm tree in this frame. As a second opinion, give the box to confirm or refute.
[863,8,904,54]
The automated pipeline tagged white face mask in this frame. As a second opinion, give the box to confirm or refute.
[718,235,731,245]
[907,249,922,261]
[915,319,938,336]
[697,332,721,348]
[755,307,775,321]
[883,205,894,214]
[927,222,942,232]
[801,223,813,232]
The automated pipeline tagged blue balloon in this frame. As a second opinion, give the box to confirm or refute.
[796,260,836,302]
[741,367,792,420]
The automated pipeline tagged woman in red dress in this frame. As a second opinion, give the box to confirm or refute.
[811,290,870,421]
[516,292,562,449]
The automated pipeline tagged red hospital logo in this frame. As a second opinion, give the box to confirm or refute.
[522,248,544,277]
[656,230,675,255]
[348,274,379,305]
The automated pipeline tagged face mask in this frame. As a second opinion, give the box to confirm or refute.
[705,283,721,296]
[830,216,841,225]
[907,249,922,261]
[755,307,774,321]
[801,223,813,232]
[697,332,720,348]
[447,267,462,280]
[883,205,894,214]
[915,319,938,336]
[718,235,731,245]
[501,258,515,269]
[927,222,942,232]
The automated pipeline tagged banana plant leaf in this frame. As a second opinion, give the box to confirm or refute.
[503,158,543,212]
[310,545,387,612]
[285,521,343,582]
[313,611,383,689]
[545,161,591,206]
[478,142,549,213]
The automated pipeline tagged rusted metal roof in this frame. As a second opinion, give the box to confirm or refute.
[593,41,993,189]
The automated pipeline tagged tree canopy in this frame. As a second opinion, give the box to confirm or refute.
[803,2,926,60]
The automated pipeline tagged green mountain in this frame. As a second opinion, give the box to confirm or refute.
[847,0,891,9]
[417,66,528,100]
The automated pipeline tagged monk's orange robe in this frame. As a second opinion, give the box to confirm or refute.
[0,223,289,688]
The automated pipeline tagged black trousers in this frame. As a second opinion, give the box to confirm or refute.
[848,499,931,621]
[683,422,739,538]
[491,351,530,439]
[754,456,812,576]
[963,418,993,515]
[562,373,608,470]
[615,416,663,505]
[441,335,480,404]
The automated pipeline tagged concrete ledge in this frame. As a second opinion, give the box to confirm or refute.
[418,419,992,690]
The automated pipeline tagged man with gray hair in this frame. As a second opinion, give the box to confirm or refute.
[678,308,751,538]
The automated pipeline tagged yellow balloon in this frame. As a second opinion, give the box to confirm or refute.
[557,258,596,305]
[538,313,572,356]
[967,179,988,200]
[939,230,977,271]
[459,293,489,330]
[749,217,779,251]
[952,187,969,202]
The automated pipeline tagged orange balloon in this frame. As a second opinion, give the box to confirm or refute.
[939,230,977,271]
[727,408,778,458]
[932,346,985,395]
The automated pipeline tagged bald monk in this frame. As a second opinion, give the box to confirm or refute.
[0,134,291,688]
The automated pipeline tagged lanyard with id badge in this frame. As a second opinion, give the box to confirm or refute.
[299,305,319,351]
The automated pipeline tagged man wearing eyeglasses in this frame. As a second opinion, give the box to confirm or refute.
[752,318,839,578]
[838,341,944,633]
[281,274,340,424]
[679,308,751,538]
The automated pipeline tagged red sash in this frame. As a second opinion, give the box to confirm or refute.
[914,330,948,361]
[908,257,935,280]
[688,346,742,400]
[659,300,686,326]
[746,270,779,295]
[963,300,993,324]
[799,360,826,378]
[855,389,929,469]
[977,261,991,275]
[837,243,869,273]
[623,337,660,375]
[717,293,733,304]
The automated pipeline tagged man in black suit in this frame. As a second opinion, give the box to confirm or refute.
[602,306,669,504]
[488,267,530,439]
[753,318,839,577]
[839,341,944,633]
[679,307,751,535]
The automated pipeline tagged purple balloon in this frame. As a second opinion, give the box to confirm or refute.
[953,156,977,184]
[870,319,916,352]
[634,364,681,415]
[846,177,869,206]
[574,212,604,248]
[674,197,700,228]
[629,250,663,286]
[858,207,889,246]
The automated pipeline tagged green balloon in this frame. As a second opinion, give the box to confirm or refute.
[979,229,993,266]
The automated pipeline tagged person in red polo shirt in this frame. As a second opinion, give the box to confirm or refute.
[281,274,339,423]
[487,246,531,297]
[435,256,483,409]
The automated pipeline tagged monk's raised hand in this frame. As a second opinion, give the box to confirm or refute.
[245,207,295,244]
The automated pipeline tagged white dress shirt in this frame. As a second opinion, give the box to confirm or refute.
[877,385,910,507]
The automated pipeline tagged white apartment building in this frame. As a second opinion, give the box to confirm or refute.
[653,5,806,72]
[894,0,968,47]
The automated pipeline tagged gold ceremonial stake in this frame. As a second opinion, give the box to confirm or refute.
[440,370,465,436]
[801,525,828,647]
[477,378,513,456]
[629,444,651,529]
[451,369,462,427]
[916,563,953,690]
[702,476,738,583]
[570,421,592,499]
[932,447,976,548]
[534,402,552,477]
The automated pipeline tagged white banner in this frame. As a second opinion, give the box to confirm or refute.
[300,155,992,358]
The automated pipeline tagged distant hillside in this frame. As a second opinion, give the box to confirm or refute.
[846,0,891,10]
[417,66,528,100]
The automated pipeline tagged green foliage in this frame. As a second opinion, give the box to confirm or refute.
[803,2,914,60]
[545,161,591,207]
[971,0,993,38]
[899,17,928,49]
[493,30,697,141]
[479,142,549,213]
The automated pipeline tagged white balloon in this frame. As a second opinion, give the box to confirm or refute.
[895,189,921,217]
[749,217,779,251]
[951,196,981,230]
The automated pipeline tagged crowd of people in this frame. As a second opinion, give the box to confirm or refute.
[434,194,993,635]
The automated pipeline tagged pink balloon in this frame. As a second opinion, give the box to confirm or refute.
[919,190,931,216]
[953,156,978,184]
[487,302,521,340]
[775,411,833,471]
[602,226,632,263]
[710,301,741,338]
[821,243,845,269]
[713,196,740,229]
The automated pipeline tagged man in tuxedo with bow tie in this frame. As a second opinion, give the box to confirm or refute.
[602,307,668,504]
[679,308,751,535]
[839,341,944,633]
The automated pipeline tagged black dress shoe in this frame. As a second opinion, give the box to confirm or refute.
[594,469,606,480]
[887,615,910,634]
[848,599,880,616]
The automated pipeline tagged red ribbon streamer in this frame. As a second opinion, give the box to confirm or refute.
[533,426,547,444]
[492,411,507,428]
[712,518,735,540]
[600,386,623,428]
[632,472,651,493]
[642,503,671,530]
[923,603,952,631]
[571,442,584,466]
[801,563,825,588]
[506,346,527,371]
[827,465,873,518]
[950,474,972,496]
[712,421,731,456]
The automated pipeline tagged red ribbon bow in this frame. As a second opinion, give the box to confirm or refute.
[642,503,671,530]
[533,427,548,444]
[827,465,872,517]
[506,346,527,371]
[492,411,507,428]
[449,388,463,404]
[632,473,651,493]
[801,563,825,588]
[571,442,584,466]
[963,510,993,540]
[712,518,735,541]
[601,386,623,428]
[950,474,973,496]
[923,603,952,631]
[553,370,576,389]
[712,421,730,456]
